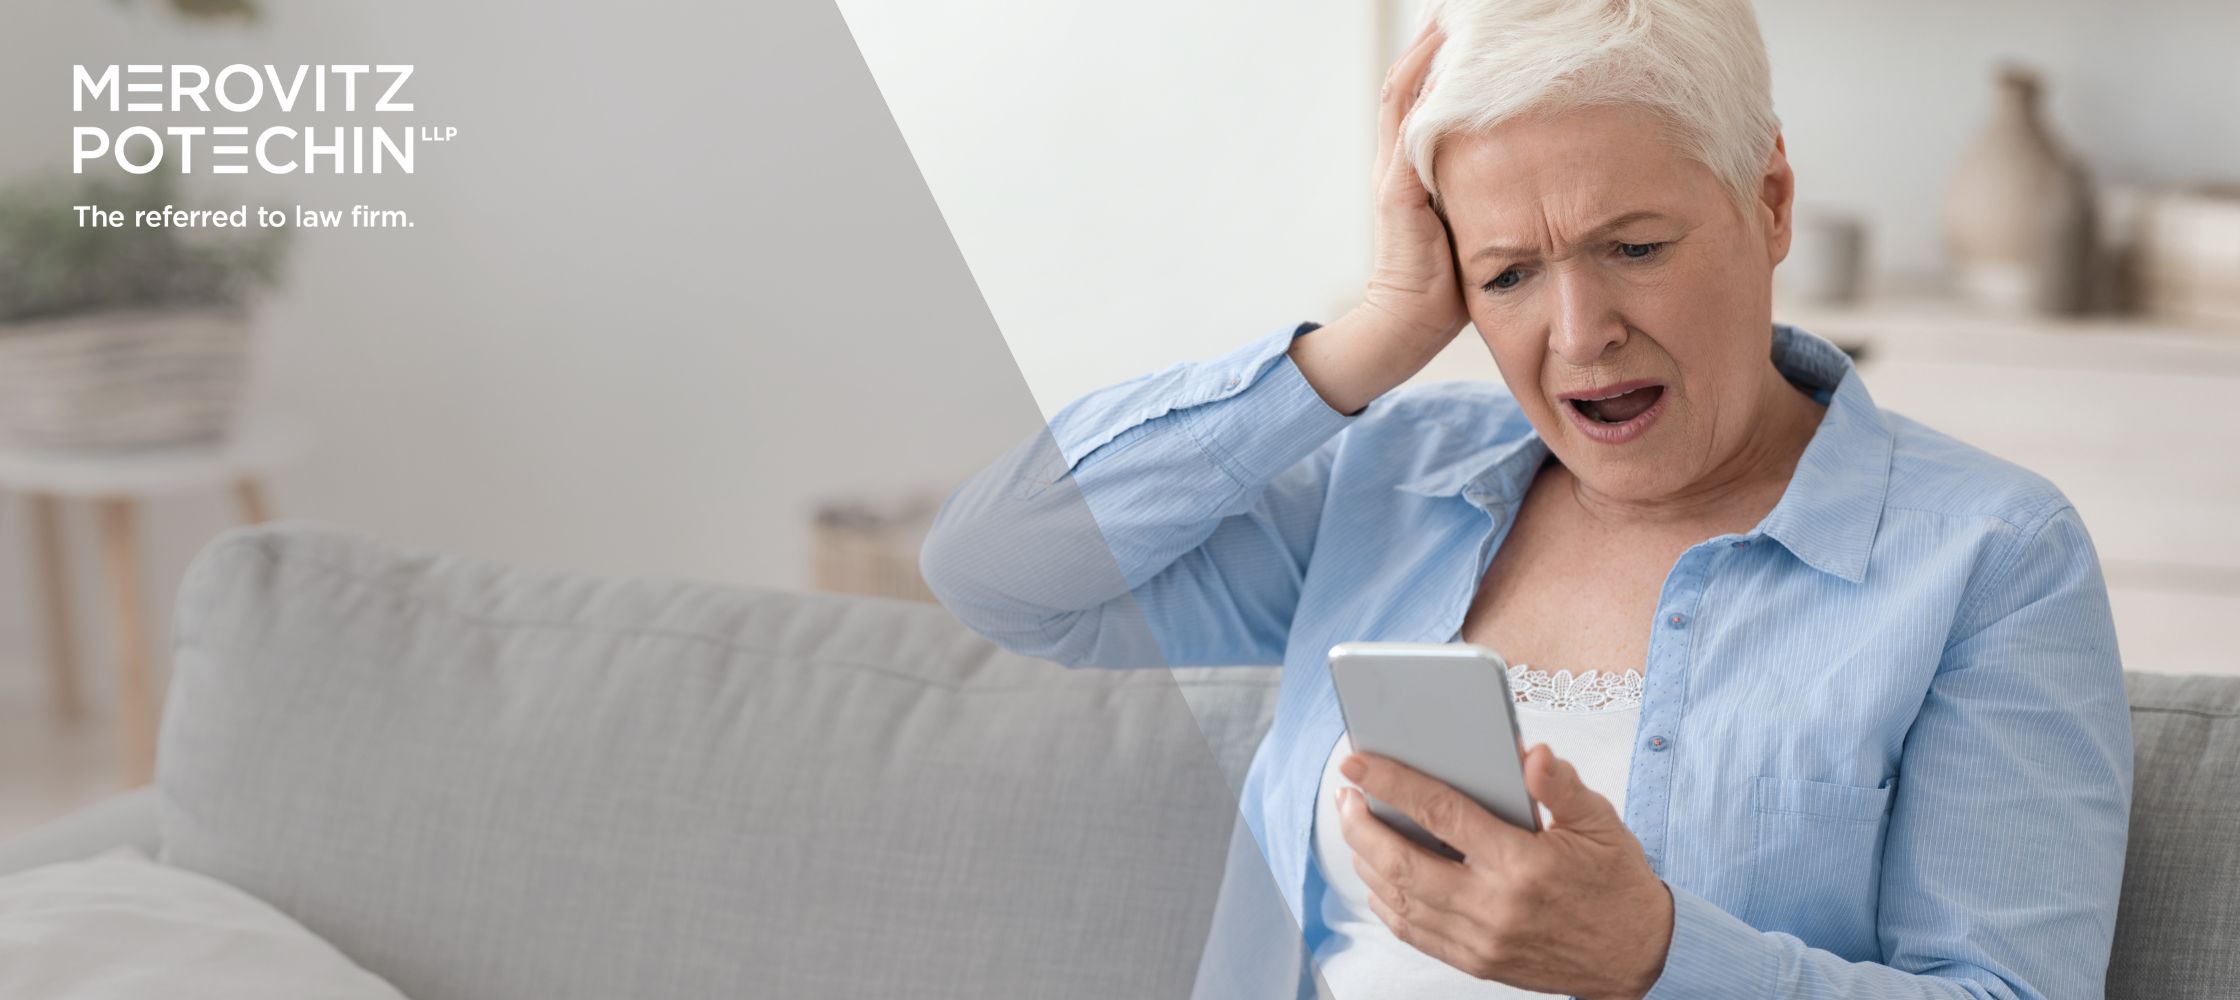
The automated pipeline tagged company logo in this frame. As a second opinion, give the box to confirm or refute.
[72,64,456,175]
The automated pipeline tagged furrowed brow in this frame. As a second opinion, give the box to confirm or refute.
[1466,210,1674,263]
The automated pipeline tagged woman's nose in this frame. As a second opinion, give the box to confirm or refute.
[1548,267,1627,366]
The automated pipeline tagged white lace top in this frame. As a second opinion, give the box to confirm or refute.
[1311,662,1644,999]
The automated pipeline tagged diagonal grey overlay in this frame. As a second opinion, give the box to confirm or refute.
[2,0,1318,996]
[814,1,1327,994]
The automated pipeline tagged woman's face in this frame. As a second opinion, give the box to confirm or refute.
[1433,102,1795,503]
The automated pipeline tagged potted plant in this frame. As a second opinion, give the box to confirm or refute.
[0,173,287,452]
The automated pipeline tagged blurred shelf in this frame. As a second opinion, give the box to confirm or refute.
[1400,295,2240,677]
[1778,292,2240,376]
[0,424,306,499]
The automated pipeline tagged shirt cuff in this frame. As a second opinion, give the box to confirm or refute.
[1638,882,1772,1000]
[1174,321,1358,486]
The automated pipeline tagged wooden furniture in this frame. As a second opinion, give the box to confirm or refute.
[2,426,300,786]
[811,494,944,604]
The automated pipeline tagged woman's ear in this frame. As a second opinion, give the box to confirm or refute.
[1760,132,1795,267]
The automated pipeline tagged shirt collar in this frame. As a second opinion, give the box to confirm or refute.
[1392,323,1892,584]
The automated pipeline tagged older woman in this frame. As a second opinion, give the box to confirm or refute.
[918,1,2132,997]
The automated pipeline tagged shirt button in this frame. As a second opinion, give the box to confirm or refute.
[1649,735,1670,751]
[1666,613,1686,629]
[1730,540,1747,549]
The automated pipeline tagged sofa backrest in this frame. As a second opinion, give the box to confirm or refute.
[2108,671,2240,999]
[159,523,1282,1000]
[158,523,2240,999]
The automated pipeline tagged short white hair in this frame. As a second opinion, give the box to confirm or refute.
[1405,0,1781,219]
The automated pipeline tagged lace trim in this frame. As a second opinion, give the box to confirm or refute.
[1507,664,1644,713]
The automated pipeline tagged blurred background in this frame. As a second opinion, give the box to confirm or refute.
[3,0,2236,836]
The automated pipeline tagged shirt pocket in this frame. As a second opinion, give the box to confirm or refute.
[1741,774,1897,962]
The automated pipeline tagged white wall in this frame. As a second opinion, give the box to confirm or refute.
[834,0,1383,417]
[843,0,2240,414]
[4,0,2236,704]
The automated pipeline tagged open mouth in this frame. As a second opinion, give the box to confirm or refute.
[1566,384,1665,425]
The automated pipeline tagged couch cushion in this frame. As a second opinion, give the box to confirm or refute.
[0,848,411,1000]
[159,522,1282,1000]
[2108,671,2240,999]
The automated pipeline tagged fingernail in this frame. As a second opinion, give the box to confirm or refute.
[1341,754,1366,781]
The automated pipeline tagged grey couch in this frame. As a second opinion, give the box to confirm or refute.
[1,523,2234,998]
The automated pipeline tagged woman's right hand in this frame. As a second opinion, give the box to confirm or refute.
[1365,17,1470,350]
[1291,18,1470,416]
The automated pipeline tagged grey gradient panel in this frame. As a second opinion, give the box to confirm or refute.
[4,0,1315,997]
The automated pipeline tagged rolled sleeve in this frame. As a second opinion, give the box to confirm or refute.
[921,320,1361,668]
[1055,320,1352,484]
[1177,345,1355,490]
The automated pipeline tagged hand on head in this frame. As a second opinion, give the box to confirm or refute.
[1285,14,1470,417]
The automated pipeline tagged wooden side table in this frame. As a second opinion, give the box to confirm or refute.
[1,426,301,787]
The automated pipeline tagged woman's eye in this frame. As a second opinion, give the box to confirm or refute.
[1618,241,1666,259]
[1483,268,1522,292]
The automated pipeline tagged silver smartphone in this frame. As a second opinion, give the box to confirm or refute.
[1328,641,1540,861]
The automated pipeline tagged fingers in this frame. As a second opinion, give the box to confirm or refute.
[1377,21,1443,139]
[1343,751,1528,862]
[1521,743,1623,834]
[1374,23,1445,202]
[1375,19,1445,181]
[1338,786,1466,911]
[1342,785,1484,971]
[1381,17,1441,104]
[1360,873,1482,973]
[1378,129,1429,211]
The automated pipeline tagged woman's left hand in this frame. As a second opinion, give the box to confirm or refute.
[1337,743,1675,1000]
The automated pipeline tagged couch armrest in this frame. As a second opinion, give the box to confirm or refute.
[0,788,160,877]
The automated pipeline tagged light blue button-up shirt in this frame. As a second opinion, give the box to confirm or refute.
[920,320,2132,999]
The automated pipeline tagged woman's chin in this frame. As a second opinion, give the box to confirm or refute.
[1549,433,1690,502]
